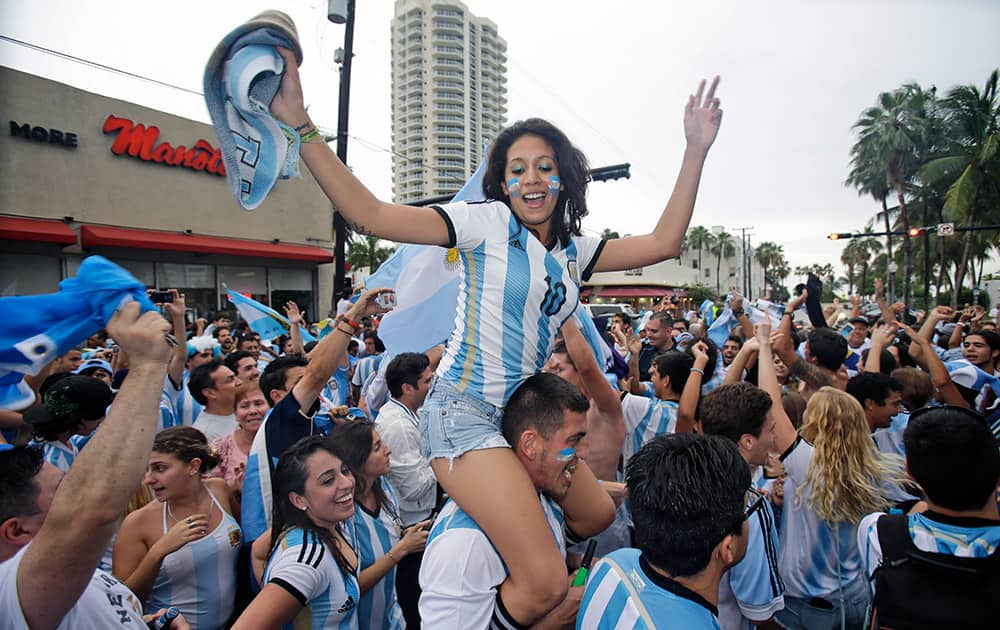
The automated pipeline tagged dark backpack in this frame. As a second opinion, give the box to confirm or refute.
[871,513,1000,629]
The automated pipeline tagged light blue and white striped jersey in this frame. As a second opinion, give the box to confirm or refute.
[242,393,318,544]
[778,438,864,599]
[433,201,604,407]
[577,548,720,629]
[858,510,1000,584]
[264,527,360,630]
[351,356,382,390]
[347,479,405,630]
[159,391,179,431]
[40,438,78,473]
[163,372,202,427]
[873,411,909,458]
[719,497,784,630]
[146,495,241,630]
[621,394,678,467]
[419,493,566,629]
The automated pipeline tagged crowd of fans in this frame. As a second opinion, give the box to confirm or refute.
[2,279,998,629]
[2,51,998,629]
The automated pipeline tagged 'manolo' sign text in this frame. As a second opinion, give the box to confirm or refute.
[103,115,225,177]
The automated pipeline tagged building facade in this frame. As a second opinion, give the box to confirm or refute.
[585,229,767,310]
[1,68,337,319]
[390,0,507,203]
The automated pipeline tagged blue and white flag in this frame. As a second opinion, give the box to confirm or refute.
[0,256,155,410]
[225,288,316,343]
[944,359,1000,394]
[364,153,487,355]
[706,296,785,348]
[700,299,716,327]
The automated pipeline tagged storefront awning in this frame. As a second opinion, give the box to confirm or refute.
[0,217,77,244]
[582,286,679,298]
[80,225,333,263]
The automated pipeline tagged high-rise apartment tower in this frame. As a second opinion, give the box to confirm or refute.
[390,0,507,203]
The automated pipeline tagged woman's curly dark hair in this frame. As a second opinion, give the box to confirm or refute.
[483,118,590,247]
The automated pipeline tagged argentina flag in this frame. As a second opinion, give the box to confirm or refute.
[225,287,316,343]
[0,256,155,410]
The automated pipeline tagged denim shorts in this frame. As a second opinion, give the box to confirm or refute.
[419,378,510,462]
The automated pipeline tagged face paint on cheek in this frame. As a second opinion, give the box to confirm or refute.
[507,177,521,199]
[556,446,575,462]
[548,176,561,195]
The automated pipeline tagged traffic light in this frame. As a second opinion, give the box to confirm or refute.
[589,163,631,182]
[908,227,924,237]
[828,232,852,240]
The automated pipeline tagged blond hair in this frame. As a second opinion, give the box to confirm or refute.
[797,387,904,523]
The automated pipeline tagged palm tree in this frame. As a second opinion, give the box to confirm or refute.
[711,230,736,293]
[854,227,883,297]
[848,83,941,304]
[686,225,713,272]
[754,241,784,297]
[840,240,861,294]
[600,228,621,240]
[919,69,1000,307]
[347,235,396,274]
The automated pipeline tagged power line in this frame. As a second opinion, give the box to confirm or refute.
[0,35,204,97]
[3,34,472,189]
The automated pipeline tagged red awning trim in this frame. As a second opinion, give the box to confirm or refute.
[80,225,333,263]
[0,217,77,244]
[582,286,680,298]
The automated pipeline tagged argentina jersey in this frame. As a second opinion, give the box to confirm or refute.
[719,496,784,629]
[778,439,864,599]
[264,527,361,630]
[40,438,78,473]
[621,394,679,467]
[163,372,202,427]
[145,496,241,630]
[858,510,1000,583]
[419,493,567,628]
[432,201,604,406]
[578,548,720,629]
[348,480,405,630]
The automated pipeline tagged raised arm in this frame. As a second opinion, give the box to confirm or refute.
[592,77,723,272]
[291,288,394,411]
[756,322,798,454]
[723,337,758,386]
[270,48,449,246]
[865,322,897,374]
[164,289,188,388]
[561,318,625,481]
[730,292,754,340]
[919,306,953,342]
[283,301,306,356]
[17,302,171,629]
[676,341,709,434]
[901,324,969,408]
[873,278,892,324]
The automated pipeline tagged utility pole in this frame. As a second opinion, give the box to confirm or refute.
[734,226,754,298]
[329,0,355,305]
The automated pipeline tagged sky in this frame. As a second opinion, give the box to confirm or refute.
[3,0,999,285]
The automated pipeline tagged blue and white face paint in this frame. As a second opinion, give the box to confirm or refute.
[548,175,561,196]
[506,177,522,199]
[555,446,576,462]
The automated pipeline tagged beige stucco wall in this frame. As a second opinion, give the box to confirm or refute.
[0,67,336,310]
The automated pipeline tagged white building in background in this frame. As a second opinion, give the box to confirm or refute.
[390,0,508,203]
[585,226,766,310]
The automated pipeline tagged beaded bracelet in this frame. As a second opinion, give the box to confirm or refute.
[690,367,705,376]
[300,128,320,144]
